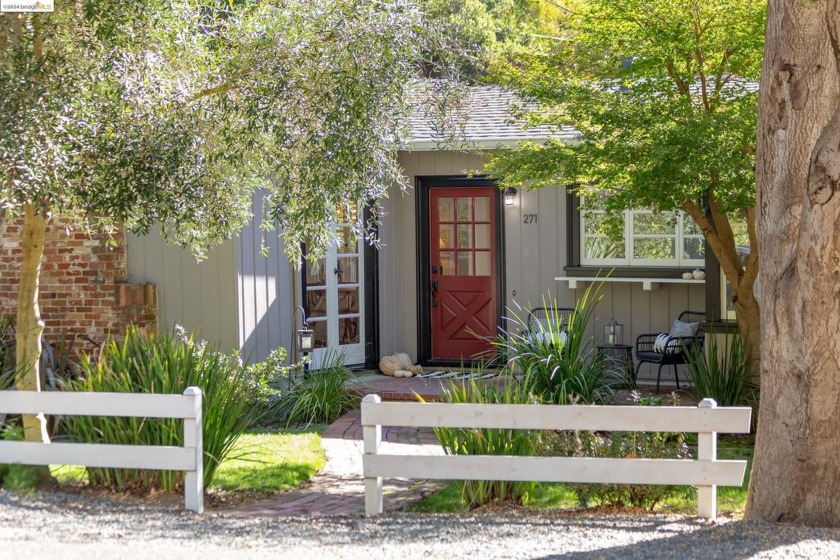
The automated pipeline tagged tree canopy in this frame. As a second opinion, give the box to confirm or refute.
[1,0,444,258]
[0,0,457,441]
[484,0,766,358]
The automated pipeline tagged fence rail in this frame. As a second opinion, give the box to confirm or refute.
[0,388,204,513]
[361,395,751,519]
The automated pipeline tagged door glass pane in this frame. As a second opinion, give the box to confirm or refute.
[440,251,455,275]
[305,258,326,285]
[633,238,675,260]
[456,198,472,221]
[337,257,358,284]
[337,288,358,314]
[457,251,473,276]
[306,289,327,318]
[475,224,490,249]
[475,251,491,275]
[337,226,355,254]
[339,317,359,345]
[438,197,454,222]
[311,319,328,349]
[457,224,473,249]
[438,224,454,249]
[474,197,490,222]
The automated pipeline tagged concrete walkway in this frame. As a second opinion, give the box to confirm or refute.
[223,409,446,517]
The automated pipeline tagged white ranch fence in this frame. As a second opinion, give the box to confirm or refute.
[361,395,751,519]
[0,388,204,513]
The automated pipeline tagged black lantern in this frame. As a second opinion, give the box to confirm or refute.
[604,318,623,346]
[294,305,314,378]
[504,187,518,206]
[297,325,314,353]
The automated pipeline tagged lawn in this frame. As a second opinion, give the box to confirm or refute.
[412,434,755,516]
[49,427,326,505]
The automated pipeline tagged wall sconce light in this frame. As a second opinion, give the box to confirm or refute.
[504,187,518,206]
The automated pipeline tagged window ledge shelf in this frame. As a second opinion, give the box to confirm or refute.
[555,276,705,292]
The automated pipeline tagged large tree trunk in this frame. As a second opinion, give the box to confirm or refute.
[746,0,840,525]
[14,204,50,443]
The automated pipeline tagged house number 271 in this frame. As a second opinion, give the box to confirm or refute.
[523,214,538,224]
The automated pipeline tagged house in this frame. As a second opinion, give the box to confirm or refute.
[122,87,715,384]
[1,87,725,385]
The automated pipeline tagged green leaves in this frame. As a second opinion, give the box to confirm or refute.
[488,0,764,218]
[0,1,447,260]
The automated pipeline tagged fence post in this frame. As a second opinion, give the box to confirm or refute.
[362,394,383,516]
[697,398,718,519]
[183,387,204,514]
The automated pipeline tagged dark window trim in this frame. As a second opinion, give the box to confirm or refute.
[363,207,380,367]
[415,175,505,367]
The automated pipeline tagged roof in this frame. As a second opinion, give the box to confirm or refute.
[405,80,758,152]
[406,86,579,151]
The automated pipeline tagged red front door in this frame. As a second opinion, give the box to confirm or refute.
[429,187,497,360]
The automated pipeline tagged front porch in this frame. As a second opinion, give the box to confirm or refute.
[345,369,693,404]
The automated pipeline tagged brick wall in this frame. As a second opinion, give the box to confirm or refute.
[0,219,157,351]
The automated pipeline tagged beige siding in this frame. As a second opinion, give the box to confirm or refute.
[384,150,707,382]
[125,227,239,353]
[235,193,295,363]
[126,196,295,363]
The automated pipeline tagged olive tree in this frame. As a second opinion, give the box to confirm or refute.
[0,0,444,441]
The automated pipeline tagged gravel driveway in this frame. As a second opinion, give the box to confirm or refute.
[2,490,840,559]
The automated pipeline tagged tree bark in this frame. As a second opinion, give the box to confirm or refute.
[14,203,50,443]
[681,199,762,371]
[746,0,840,525]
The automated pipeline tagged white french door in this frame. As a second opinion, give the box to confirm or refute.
[304,224,365,367]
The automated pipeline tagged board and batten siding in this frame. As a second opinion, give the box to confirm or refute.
[125,193,295,362]
[383,150,705,380]
[126,226,240,353]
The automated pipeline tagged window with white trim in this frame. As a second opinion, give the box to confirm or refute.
[581,209,705,267]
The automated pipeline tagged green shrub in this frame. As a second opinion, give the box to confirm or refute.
[62,326,253,493]
[432,367,540,509]
[545,392,690,511]
[495,284,626,405]
[278,350,356,427]
[685,330,756,407]
[242,346,299,425]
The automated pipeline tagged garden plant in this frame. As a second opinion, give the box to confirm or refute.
[62,327,253,492]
